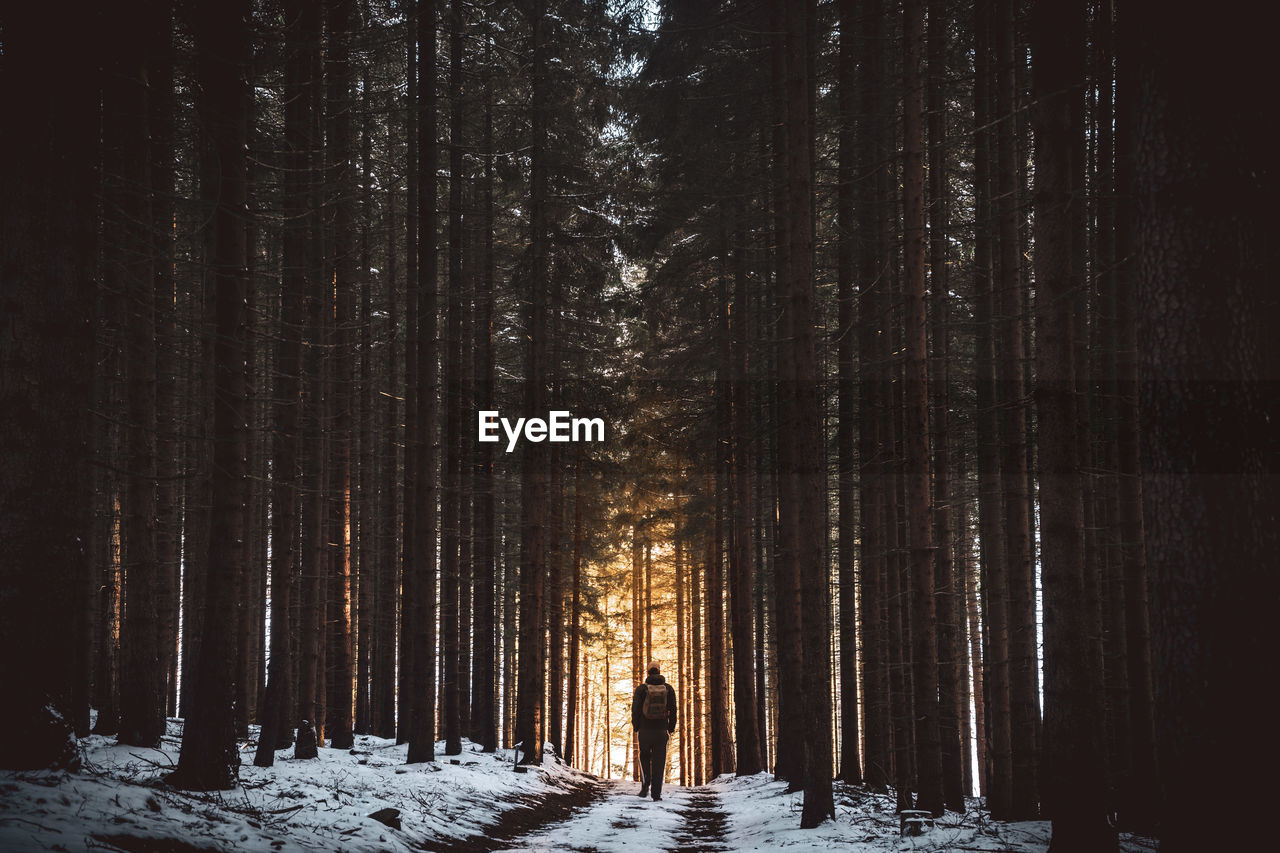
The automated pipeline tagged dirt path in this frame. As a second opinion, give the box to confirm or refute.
[418,777,605,853]
[434,781,731,853]
[672,789,730,853]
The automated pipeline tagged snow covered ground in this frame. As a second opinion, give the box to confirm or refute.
[0,719,589,853]
[0,720,1158,852]
[504,774,1157,853]
[708,773,1157,852]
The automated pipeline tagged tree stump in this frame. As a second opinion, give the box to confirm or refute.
[899,809,934,837]
[295,720,318,759]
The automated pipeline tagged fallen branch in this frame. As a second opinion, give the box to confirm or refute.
[128,751,175,770]
[266,804,306,816]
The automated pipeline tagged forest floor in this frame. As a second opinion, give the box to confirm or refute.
[0,718,1158,853]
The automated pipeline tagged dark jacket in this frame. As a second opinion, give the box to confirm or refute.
[632,673,677,733]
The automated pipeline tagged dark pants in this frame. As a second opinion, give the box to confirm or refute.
[638,728,669,798]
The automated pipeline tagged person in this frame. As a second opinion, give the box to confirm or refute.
[632,661,677,801]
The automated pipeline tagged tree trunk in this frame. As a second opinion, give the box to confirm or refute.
[959,481,986,796]
[0,1,97,770]
[953,476,977,796]
[354,75,375,737]
[835,0,861,788]
[108,4,165,749]
[631,522,643,780]
[515,0,549,767]
[172,0,250,789]
[903,0,943,817]
[708,472,733,776]
[1093,0,1129,813]
[472,50,498,752]
[93,260,125,738]
[398,12,419,745]
[855,0,891,794]
[92,507,122,738]
[180,304,212,722]
[769,0,805,790]
[458,253,473,743]
[322,0,356,753]
[149,1,180,726]
[237,208,261,740]
[973,0,1013,819]
[927,0,965,813]
[297,254,327,754]
[376,173,400,741]
[470,39,498,751]
[691,521,704,786]
[993,0,1040,818]
[407,0,440,766]
[254,0,311,765]
[1129,2,1277,847]
[502,483,518,749]
[547,404,565,758]
[711,262,733,780]
[752,321,772,772]
[1113,2,1160,831]
[1031,2,1114,846]
[730,217,763,776]
[885,444,914,811]
[674,505,687,783]
[780,0,835,827]
[565,444,584,764]
[441,0,465,758]
[292,0,326,756]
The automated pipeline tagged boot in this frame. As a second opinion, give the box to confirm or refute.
[639,782,649,798]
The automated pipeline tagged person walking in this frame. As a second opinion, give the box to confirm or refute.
[632,662,677,801]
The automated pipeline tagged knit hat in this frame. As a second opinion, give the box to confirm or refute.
[647,662,661,675]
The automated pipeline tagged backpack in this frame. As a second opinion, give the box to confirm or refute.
[642,683,668,721]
